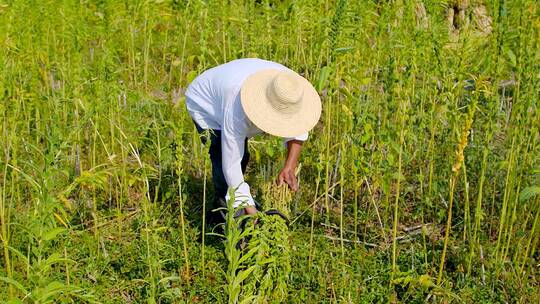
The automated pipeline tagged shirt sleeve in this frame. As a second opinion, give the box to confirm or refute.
[222,107,255,208]
[283,132,309,147]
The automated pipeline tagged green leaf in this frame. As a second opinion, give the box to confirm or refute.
[36,281,71,302]
[239,295,258,304]
[237,245,260,265]
[334,46,355,53]
[158,276,181,285]
[39,253,75,273]
[233,265,257,286]
[8,246,29,267]
[317,66,331,92]
[0,276,29,296]
[418,274,436,288]
[42,228,66,241]
[186,70,198,84]
[506,48,517,67]
[258,257,276,265]
[520,186,540,202]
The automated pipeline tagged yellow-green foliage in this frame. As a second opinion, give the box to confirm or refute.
[242,214,291,303]
[0,0,539,302]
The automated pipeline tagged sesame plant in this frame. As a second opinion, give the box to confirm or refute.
[242,213,291,303]
[219,165,293,303]
[219,195,259,304]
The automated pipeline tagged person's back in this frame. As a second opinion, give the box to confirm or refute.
[185,58,287,130]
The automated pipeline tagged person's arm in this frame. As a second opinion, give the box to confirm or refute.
[221,133,258,215]
[277,139,303,191]
[222,105,258,215]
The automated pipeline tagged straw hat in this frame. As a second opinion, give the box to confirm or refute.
[240,69,322,138]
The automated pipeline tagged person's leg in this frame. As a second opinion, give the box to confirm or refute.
[241,137,250,174]
[196,126,251,212]
[192,120,228,204]
[207,129,228,201]
[193,124,228,226]
[210,135,249,200]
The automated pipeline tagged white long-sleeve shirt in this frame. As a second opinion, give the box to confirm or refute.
[185,58,308,208]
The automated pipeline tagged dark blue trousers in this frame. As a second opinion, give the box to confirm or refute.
[193,122,250,203]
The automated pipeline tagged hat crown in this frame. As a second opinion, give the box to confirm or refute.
[267,71,303,114]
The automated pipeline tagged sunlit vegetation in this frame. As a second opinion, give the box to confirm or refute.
[0,0,539,302]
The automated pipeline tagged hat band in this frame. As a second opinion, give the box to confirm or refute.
[266,85,303,115]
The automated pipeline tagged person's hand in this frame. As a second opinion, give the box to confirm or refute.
[277,166,298,191]
[244,206,258,215]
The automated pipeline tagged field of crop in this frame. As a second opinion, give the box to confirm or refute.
[0,0,539,303]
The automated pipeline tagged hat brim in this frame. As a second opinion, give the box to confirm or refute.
[240,69,322,138]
